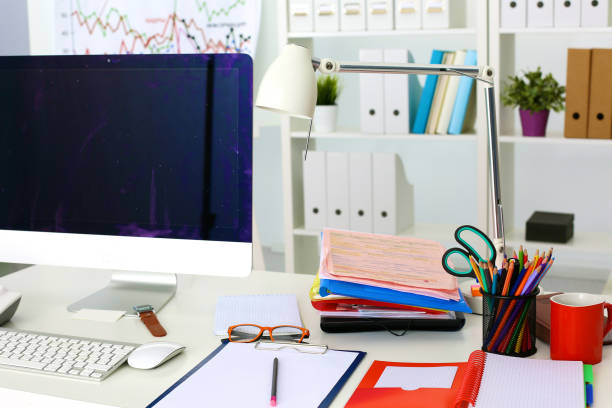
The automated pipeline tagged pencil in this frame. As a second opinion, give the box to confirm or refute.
[502,259,515,296]
[270,357,278,407]
[470,256,486,292]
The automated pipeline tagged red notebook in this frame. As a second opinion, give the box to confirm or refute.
[346,351,585,408]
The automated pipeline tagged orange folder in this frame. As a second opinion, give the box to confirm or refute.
[564,49,591,139]
[345,361,468,408]
[587,49,612,139]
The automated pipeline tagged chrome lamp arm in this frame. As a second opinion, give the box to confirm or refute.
[312,57,505,264]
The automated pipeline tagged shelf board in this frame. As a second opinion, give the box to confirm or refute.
[288,28,476,39]
[294,223,458,245]
[499,26,612,35]
[505,229,612,267]
[291,130,477,142]
[499,135,612,146]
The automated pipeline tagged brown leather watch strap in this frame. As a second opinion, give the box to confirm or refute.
[139,310,167,337]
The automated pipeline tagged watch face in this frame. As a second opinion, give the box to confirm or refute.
[133,305,154,314]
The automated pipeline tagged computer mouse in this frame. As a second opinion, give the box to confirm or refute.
[127,341,186,370]
[0,286,21,326]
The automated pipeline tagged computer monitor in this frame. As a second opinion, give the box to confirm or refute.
[0,54,252,314]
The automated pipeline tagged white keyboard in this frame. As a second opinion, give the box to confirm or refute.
[0,328,138,381]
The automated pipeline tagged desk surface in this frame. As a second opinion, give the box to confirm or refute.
[1,265,611,407]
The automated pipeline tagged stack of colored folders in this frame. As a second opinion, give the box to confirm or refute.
[311,229,472,322]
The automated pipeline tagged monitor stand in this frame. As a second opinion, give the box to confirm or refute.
[67,272,177,316]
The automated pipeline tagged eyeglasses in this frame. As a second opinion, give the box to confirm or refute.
[227,324,310,343]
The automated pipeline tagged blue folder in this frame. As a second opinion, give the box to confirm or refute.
[412,49,445,134]
[319,278,472,313]
[448,50,477,135]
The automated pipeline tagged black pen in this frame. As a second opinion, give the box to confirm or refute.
[270,357,278,407]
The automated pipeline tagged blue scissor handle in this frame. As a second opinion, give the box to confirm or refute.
[441,247,476,278]
[454,225,496,264]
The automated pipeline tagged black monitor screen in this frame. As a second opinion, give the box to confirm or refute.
[0,54,252,243]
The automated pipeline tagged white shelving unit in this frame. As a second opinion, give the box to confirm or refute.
[276,2,489,274]
[489,2,612,272]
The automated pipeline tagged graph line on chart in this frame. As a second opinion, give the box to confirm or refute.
[55,0,261,56]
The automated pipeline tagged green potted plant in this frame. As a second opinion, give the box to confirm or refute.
[314,75,341,133]
[501,67,565,137]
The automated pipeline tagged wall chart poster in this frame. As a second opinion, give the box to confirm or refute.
[55,0,261,56]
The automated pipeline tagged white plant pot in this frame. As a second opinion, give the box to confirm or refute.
[313,105,338,133]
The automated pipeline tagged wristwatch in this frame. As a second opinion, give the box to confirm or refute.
[133,305,167,337]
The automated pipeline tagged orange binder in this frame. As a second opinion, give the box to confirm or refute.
[587,49,612,139]
[564,49,591,138]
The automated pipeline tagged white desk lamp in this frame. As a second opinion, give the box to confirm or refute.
[255,44,505,266]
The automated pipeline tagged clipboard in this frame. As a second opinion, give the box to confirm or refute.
[147,341,366,408]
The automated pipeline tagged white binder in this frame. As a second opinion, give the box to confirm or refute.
[326,152,350,229]
[527,0,553,27]
[302,150,327,231]
[359,49,385,134]
[500,0,527,28]
[554,0,579,27]
[340,0,366,31]
[372,153,414,235]
[349,152,373,232]
[289,0,314,32]
[366,0,393,30]
[395,0,421,29]
[436,50,465,134]
[581,0,609,27]
[383,49,410,134]
[314,0,340,31]
[422,0,449,29]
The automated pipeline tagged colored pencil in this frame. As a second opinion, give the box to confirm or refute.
[502,259,515,296]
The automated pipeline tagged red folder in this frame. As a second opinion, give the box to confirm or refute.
[345,361,470,408]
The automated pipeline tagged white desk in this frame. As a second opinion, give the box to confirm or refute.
[0,265,611,407]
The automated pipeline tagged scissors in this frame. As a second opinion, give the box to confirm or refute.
[441,225,497,283]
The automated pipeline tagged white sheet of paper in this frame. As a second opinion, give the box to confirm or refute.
[375,366,458,390]
[71,309,125,323]
[150,342,360,408]
[214,294,302,335]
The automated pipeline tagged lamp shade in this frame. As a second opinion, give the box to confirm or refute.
[255,44,317,119]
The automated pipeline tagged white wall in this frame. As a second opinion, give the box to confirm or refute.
[0,0,29,55]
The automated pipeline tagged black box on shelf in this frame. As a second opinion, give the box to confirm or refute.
[526,211,574,243]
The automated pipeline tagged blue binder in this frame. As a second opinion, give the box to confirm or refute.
[412,49,445,134]
[448,50,477,135]
[319,278,472,313]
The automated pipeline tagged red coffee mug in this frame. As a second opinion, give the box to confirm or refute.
[550,293,612,364]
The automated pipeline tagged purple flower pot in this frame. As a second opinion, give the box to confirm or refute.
[519,109,550,137]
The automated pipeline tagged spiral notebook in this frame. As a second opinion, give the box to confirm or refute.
[346,350,585,408]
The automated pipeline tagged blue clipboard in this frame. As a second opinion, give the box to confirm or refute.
[146,340,366,408]
[319,278,472,313]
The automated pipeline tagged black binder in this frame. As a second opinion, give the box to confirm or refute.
[320,312,466,333]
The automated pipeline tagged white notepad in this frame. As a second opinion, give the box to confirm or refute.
[214,294,303,336]
[474,353,584,408]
